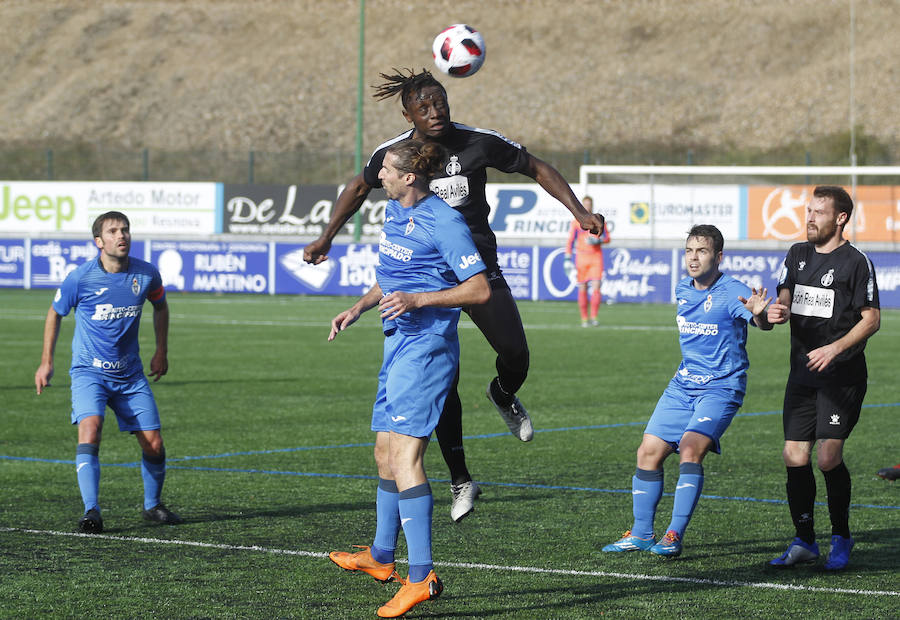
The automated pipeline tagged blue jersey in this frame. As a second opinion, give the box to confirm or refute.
[672,274,754,392]
[377,194,485,337]
[53,257,166,381]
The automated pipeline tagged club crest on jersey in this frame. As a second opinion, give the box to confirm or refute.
[821,268,835,287]
[798,261,806,271]
[445,155,462,176]
[405,217,415,236]
[704,294,713,312]
[132,277,140,296]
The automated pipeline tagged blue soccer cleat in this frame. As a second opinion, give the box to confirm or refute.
[768,537,820,567]
[649,530,682,557]
[823,535,854,571]
[602,530,656,552]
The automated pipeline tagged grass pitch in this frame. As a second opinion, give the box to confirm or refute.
[1,289,897,618]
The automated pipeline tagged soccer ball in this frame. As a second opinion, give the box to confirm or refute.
[432,24,486,78]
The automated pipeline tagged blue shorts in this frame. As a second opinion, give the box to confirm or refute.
[644,379,744,454]
[70,371,161,432]
[371,330,459,438]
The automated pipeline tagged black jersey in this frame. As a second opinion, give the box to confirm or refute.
[776,241,879,387]
[362,122,531,271]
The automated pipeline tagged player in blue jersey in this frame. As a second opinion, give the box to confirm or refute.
[766,186,880,571]
[602,225,772,557]
[34,211,181,533]
[327,139,490,618]
[305,68,605,523]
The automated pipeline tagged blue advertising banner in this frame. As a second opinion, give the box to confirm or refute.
[0,239,26,287]
[534,246,675,304]
[4,237,899,308]
[29,239,146,289]
[274,243,378,296]
[149,240,269,294]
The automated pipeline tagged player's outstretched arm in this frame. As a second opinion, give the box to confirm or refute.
[304,172,374,265]
[329,283,384,341]
[524,153,605,235]
[738,286,774,330]
[35,306,62,394]
[148,300,169,382]
[379,273,491,321]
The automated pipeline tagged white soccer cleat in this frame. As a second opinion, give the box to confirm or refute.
[450,480,482,522]
[486,382,534,442]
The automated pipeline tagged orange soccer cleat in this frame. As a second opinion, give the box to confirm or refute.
[376,570,443,618]
[328,545,400,583]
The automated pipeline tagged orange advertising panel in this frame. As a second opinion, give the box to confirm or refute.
[746,185,900,242]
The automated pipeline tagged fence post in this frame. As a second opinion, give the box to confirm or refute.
[248,150,255,184]
[46,149,54,180]
[143,148,150,181]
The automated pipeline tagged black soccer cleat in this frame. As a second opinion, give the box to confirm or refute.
[78,508,104,534]
[142,503,183,525]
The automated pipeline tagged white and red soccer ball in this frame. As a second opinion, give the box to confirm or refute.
[432,24,486,78]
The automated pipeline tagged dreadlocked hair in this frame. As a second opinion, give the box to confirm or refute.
[372,68,446,107]
[387,139,446,182]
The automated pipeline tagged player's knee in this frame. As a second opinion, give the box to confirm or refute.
[816,451,843,472]
[782,444,810,467]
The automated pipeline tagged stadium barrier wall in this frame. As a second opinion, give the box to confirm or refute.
[2,180,898,306]
[2,238,898,308]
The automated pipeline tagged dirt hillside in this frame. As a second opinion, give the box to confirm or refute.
[2,0,898,160]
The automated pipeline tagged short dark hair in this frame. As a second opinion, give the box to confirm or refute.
[386,139,446,182]
[92,211,130,238]
[813,185,854,218]
[372,68,447,110]
[687,224,724,255]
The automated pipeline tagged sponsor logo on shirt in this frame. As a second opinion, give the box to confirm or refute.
[430,175,469,207]
[379,231,413,262]
[92,357,126,371]
[458,253,483,270]
[678,366,714,385]
[676,315,719,336]
[90,303,142,320]
[94,287,108,296]
[790,283,834,318]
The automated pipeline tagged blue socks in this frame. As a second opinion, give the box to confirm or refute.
[667,462,704,536]
[76,443,100,513]
[141,449,166,511]
[631,468,664,539]
[399,483,434,583]
[371,478,400,564]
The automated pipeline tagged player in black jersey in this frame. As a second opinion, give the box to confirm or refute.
[766,186,880,571]
[304,68,605,522]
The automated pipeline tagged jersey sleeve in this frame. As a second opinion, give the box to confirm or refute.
[726,278,754,323]
[434,206,485,282]
[484,133,530,174]
[776,245,798,294]
[51,268,81,317]
[148,267,166,306]
[851,251,880,310]
[565,221,578,255]
[362,147,387,187]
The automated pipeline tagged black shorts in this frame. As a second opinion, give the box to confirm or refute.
[782,380,866,441]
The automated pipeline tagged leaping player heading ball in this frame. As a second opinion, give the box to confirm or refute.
[304,68,605,522]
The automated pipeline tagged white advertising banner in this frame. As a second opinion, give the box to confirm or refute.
[488,183,743,241]
[0,181,218,235]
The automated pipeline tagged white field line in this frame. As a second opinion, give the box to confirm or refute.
[2,527,897,598]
